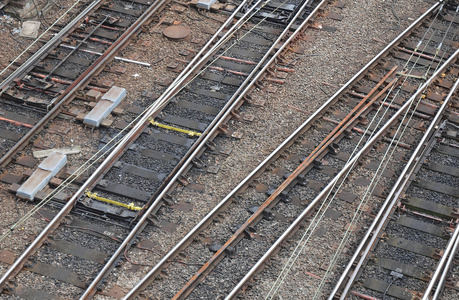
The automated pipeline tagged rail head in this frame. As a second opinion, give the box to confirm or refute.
[120,0,330,298]
[0,0,170,291]
[329,48,459,300]
[123,1,445,298]
[78,1,262,298]
[226,2,445,298]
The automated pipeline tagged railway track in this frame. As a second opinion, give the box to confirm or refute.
[0,0,327,298]
[111,2,459,299]
[0,0,167,166]
[330,103,459,300]
[0,0,238,297]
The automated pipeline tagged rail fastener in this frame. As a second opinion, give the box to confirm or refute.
[85,190,142,211]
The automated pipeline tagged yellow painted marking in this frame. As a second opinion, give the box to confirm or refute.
[85,190,142,211]
[149,119,202,137]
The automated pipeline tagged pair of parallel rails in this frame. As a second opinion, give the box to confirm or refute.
[0,0,325,298]
[123,2,459,299]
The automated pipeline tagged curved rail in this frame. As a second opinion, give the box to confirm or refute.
[121,0,397,297]
[79,0,260,297]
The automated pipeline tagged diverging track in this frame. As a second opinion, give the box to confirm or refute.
[0,0,328,298]
[119,2,459,299]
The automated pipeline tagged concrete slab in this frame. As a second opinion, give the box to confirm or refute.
[101,86,126,103]
[38,152,67,172]
[84,86,126,127]
[19,21,40,39]
[17,152,67,200]
[33,146,81,158]
[197,0,217,10]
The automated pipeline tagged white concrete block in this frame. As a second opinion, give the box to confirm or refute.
[17,152,67,200]
[84,86,126,127]
[19,21,40,39]
[197,0,217,10]
[101,86,126,103]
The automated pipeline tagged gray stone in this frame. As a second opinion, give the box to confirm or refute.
[19,21,40,39]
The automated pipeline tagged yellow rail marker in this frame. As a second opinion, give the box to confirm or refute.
[85,190,142,211]
[149,118,202,137]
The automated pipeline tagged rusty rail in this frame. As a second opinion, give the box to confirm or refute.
[80,0,265,297]
[172,67,399,300]
[124,2,440,298]
[329,49,459,299]
[0,0,105,168]
[0,0,170,291]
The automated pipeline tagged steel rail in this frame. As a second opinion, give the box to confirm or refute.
[44,15,110,81]
[0,0,169,291]
[173,67,397,300]
[230,46,459,300]
[124,2,441,298]
[422,82,459,300]
[126,0,259,126]
[0,0,171,169]
[122,0,330,298]
[0,0,106,168]
[0,0,103,91]
[328,48,459,300]
[79,0,256,296]
[431,226,459,299]
[226,6,446,298]
[172,3,331,299]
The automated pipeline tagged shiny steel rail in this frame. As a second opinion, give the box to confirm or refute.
[125,1,441,298]
[0,0,170,291]
[0,0,102,91]
[424,223,459,299]
[120,0,359,298]
[0,0,105,168]
[1,0,257,295]
[223,2,444,297]
[80,0,257,297]
[429,226,459,300]
[328,48,459,300]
